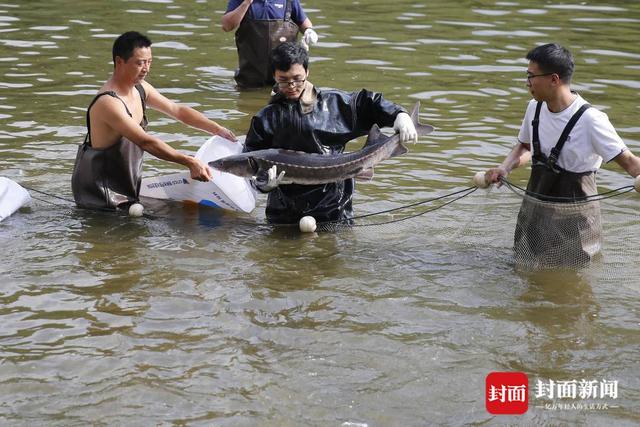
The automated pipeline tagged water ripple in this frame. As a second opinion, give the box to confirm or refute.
[2,1,640,425]
[152,41,194,50]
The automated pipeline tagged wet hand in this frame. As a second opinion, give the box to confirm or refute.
[189,158,212,182]
[217,127,237,142]
[393,112,418,143]
[485,167,507,187]
[301,28,318,51]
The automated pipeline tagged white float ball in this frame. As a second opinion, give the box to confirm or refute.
[634,175,640,193]
[473,171,489,189]
[299,215,317,233]
[128,203,144,217]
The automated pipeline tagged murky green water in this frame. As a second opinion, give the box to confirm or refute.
[1,1,639,425]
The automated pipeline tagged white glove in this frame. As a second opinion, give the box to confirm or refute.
[301,28,318,51]
[254,165,286,192]
[393,112,418,143]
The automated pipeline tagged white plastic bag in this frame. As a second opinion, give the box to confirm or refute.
[140,136,256,213]
[0,177,31,221]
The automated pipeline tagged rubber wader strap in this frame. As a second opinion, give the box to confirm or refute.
[284,0,292,21]
[531,101,592,171]
[84,87,146,146]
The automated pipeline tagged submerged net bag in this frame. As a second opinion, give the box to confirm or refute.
[512,194,602,270]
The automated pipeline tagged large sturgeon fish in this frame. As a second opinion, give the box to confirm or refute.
[208,102,433,185]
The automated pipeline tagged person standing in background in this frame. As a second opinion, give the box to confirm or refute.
[221,0,318,88]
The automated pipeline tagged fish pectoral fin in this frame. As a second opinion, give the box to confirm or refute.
[390,143,409,158]
[356,167,374,181]
[417,123,434,136]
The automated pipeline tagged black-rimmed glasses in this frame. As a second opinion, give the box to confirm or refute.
[276,79,306,89]
[526,72,554,83]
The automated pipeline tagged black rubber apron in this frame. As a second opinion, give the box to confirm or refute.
[514,100,601,266]
[234,0,299,88]
[71,84,148,210]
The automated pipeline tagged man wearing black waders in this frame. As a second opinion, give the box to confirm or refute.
[484,43,640,267]
[72,31,236,211]
[221,0,318,88]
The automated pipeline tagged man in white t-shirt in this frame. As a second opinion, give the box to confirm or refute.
[484,43,640,266]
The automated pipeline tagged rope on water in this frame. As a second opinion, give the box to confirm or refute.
[20,185,160,219]
[314,186,478,229]
[22,176,633,228]
[352,186,477,227]
[499,178,635,203]
[22,185,75,206]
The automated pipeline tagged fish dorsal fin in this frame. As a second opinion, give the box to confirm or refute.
[364,124,385,148]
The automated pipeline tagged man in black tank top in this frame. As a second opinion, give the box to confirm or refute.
[72,31,237,211]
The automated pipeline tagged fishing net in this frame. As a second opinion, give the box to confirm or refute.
[309,178,639,282]
[497,179,638,276]
[21,177,640,284]
[511,193,602,270]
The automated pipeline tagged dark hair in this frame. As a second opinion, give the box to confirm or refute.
[112,31,152,63]
[526,43,574,83]
[270,42,309,75]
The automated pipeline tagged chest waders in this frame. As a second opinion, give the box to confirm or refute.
[514,101,602,267]
[234,0,299,88]
[71,84,148,210]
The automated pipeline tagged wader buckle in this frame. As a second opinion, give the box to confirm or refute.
[547,148,561,174]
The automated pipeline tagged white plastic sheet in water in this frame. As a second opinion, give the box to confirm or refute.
[140,136,256,213]
[0,177,31,221]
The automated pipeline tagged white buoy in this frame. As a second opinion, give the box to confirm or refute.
[299,215,317,233]
[634,175,640,193]
[473,171,490,189]
[128,203,144,217]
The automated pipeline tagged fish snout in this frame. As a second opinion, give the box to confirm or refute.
[208,159,224,171]
[208,156,257,178]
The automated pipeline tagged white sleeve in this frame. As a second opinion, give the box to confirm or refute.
[589,110,627,163]
[517,100,535,145]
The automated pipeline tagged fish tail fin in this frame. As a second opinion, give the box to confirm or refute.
[410,101,435,136]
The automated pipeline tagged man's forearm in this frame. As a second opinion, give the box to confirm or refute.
[174,106,223,135]
[500,143,531,173]
[614,150,640,177]
[221,0,252,32]
[299,18,313,32]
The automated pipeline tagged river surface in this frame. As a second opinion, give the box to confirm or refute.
[1,0,639,425]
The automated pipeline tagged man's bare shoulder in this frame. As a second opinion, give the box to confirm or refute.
[90,93,130,122]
